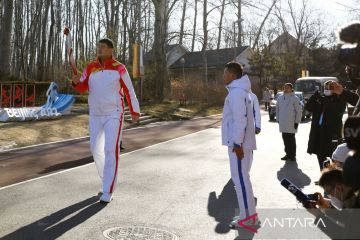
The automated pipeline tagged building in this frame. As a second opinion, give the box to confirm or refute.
[170,46,260,100]
[144,45,261,103]
[268,32,309,56]
[265,32,310,89]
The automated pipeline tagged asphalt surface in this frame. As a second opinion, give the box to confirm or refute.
[0,115,222,187]
[0,112,337,239]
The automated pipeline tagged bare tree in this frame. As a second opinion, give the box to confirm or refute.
[179,0,187,45]
[191,0,198,52]
[152,0,169,101]
[216,0,226,50]
[0,0,14,81]
[252,0,277,49]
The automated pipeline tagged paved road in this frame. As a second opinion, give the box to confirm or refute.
[0,115,223,187]
[0,112,335,239]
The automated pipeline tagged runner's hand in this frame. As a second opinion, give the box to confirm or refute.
[233,145,244,160]
[72,74,80,84]
[132,114,139,123]
[332,82,344,95]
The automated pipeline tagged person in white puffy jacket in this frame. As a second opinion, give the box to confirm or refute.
[276,83,302,162]
[221,62,259,229]
[250,91,261,134]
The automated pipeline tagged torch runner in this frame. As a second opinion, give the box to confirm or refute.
[63,27,78,76]
[69,35,140,203]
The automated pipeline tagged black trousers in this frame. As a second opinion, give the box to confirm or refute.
[265,102,269,111]
[282,133,296,158]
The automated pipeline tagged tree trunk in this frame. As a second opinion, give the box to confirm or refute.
[179,0,187,45]
[38,0,51,81]
[216,0,226,50]
[152,0,168,101]
[0,0,14,81]
[191,0,198,52]
[252,0,277,49]
[202,0,208,102]
[237,0,242,47]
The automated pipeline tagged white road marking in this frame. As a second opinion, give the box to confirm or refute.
[0,128,212,191]
[0,115,222,153]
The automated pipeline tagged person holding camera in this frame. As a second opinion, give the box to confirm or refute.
[276,83,303,162]
[304,166,360,238]
[305,81,359,170]
[318,167,360,210]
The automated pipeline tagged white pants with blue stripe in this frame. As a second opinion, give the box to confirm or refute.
[228,147,256,220]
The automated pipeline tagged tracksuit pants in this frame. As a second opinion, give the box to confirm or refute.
[228,147,256,220]
[89,113,124,194]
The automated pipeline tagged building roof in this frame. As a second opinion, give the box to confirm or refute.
[268,32,309,55]
[170,46,249,69]
[144,44,188,66]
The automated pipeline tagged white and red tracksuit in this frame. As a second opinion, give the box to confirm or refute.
[73,58,140,194]
[222,75,257,221]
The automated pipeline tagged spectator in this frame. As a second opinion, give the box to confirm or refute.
[305,167,360,239]
[263,88,272,111]
[276,83,303,161]
[273,88,278,97]
[305,81,359,170]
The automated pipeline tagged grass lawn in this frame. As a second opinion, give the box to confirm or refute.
[141,101,223,120]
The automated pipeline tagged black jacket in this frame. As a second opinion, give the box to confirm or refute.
[305,90,359,157]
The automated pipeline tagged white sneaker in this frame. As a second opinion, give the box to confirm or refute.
[99,192,113,203]
[229,216,261,229]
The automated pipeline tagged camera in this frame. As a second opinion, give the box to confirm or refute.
[338,45,360,68]
[280,178,317,208]
[307,193,320,202]
[338,22,360,89]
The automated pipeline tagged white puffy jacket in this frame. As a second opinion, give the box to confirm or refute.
[276,92,302,133]
[251,91,261,130]
[221,75,257,150]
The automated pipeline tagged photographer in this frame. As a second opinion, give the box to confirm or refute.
[343,116,360,192]
[306,116,360,238]
[318,167,360,210]
[304,166,360,238]
[305,81,358,170]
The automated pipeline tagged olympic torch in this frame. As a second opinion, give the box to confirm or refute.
[63,27,78,76]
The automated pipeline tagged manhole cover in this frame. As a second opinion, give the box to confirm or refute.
[103,226,178,240]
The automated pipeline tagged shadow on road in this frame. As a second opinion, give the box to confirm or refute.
[208,180,237,234]
[39,157,93,174]
[208,180,257,239]
[1,195,105,240]
[277,161,311,189]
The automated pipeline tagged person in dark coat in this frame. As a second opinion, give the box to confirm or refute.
[305,81,359,170]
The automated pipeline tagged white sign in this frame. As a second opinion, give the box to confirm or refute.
[0,107,61,122]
